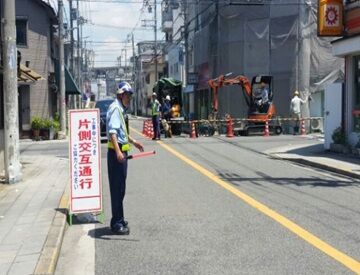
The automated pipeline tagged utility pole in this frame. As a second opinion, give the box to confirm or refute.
[3,0,22,183]
[58,0,66,138]
[69,0,77,109]
[298,0,311,122]
[122,48,127,78]
[69,0,74,73]
[154,0,158,82]
[77,0,81,104]
[131,33,137,115]
[183,0,189,118]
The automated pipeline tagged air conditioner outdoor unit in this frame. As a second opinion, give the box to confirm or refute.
[311,118,323,132]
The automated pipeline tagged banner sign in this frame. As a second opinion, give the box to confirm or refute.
[346,7,360,36]
[318,0,344,36]
[69,109,102,214]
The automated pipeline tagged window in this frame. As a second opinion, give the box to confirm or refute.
[16,19,27,46]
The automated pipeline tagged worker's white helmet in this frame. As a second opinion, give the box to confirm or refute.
[117,81,133,94]
[165,95,171,101]
[294,90,299,96]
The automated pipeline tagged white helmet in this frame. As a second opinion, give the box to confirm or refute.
[165,95,171,101]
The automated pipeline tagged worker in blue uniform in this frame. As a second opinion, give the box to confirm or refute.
[106,81,144,235]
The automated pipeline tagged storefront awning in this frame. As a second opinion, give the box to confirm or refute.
[55,61,80,95]
[18,64,44,83]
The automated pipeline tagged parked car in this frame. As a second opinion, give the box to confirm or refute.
[95,98,113,139]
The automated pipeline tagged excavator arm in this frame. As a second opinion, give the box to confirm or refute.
[208,74,252,113]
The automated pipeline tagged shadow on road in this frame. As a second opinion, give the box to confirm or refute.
[218,171,358,188]
[87,226,140,242]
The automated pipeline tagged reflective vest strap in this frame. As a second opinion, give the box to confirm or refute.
[107,106,130,151]
[107,141,130,152]
[152,102,159,116]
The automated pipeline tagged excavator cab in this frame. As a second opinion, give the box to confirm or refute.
[244,75,281,135]
[251,76,272,112]
[248,75,275,118]
[208,73,282,136]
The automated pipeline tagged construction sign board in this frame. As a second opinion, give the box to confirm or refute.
[69,109,102,214]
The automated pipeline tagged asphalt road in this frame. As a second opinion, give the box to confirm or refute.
[56,118,360,275]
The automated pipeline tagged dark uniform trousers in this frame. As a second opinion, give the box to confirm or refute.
[107,148,128,229]
[152,115,160,139]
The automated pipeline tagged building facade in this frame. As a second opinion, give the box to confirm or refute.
[15,0,57,134]
[331,0,360,147]
[135,41,165,116]
[161,1,344,132]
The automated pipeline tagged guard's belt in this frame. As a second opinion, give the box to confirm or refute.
[108,141,130,152]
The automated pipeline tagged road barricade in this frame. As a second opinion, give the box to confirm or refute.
[226,115,234,138]
[165,116,323,137]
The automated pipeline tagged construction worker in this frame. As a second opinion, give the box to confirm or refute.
[290,90,307,135]
[254,81,269,113]
[151,92,161,140]
[161,95,172,138]
[106,81,144,235]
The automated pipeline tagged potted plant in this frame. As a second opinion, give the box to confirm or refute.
[42,118,55,140]
[52,120,60,139]
[31,116,43,141]
[330,127,349,154]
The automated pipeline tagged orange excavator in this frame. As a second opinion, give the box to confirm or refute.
[208,73,282,135]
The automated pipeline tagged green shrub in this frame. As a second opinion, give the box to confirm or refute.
[43,118,54,129]
[52,120,60,133]
[54,112,60,122]
[31,116,44,130]
[332,127,346,145]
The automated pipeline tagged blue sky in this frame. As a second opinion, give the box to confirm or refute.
[49,0,162,68]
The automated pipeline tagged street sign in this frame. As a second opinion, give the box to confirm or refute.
[69,109,102,215]
[187,73,198,85]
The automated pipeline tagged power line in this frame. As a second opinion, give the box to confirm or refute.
[65,0,315,4]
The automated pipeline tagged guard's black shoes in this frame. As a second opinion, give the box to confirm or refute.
[121,220,128,227]
[111,225,130,235]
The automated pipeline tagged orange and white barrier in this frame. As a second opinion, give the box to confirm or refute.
[264,120,270,137]
[190,122,197,138]
[300,119,306,136]
[226,116,234,138]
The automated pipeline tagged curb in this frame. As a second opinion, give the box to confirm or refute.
[33,187,69,274]
[285,158,360,179]
[270,154,360,179]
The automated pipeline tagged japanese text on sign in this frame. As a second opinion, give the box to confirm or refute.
[69,109,102,213]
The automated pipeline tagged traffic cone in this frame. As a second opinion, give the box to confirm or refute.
[226,116,234,138]
[150,120,154,138]
[144,120,149,137]
[190,121,197,138]
[142,120,146,135]
[300,119,306,136]
[146,120,152,138]
[264,120,270,137]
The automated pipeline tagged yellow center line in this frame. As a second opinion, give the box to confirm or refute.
[130,126,360,273]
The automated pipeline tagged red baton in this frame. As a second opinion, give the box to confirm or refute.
[126,151,156,160]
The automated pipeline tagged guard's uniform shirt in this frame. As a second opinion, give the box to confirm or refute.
[106,98,130,151]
